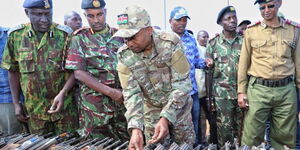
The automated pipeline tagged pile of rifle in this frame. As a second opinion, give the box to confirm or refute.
[0,132,129,150]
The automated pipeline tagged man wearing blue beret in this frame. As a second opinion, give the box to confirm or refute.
[1,0,78,134]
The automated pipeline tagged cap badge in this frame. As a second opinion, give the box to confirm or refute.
[93,0,101,8]
[44,0,50,8]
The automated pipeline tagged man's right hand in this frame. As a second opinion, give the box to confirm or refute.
[129,128,144,150]
[238,93,249,109]
[14,103,29,123]
[109,88,124,104]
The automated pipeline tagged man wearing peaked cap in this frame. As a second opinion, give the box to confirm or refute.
[206,5,243,148]
[238,0,299,149]
[1,0,78,134]
[114,5,198,149]
[169,6,207,147]
[64,0,129,140]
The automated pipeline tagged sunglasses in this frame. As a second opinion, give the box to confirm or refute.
[259,4,275,10]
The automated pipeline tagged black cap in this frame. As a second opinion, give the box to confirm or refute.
[217,6,236,24]
[238,20,251,27]
[254,0,274,5]
[81,0,106,9]
[23,0,52,9]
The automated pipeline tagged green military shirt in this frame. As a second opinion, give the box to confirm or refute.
[206,33,243,100]
[1,23,76,121]
[65,25,128,139]
[117,30,192,131]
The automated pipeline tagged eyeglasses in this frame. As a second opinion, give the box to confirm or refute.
[259,4,275,10]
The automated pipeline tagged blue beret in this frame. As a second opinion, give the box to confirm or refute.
[217,6,236,24]
[23,0,52,9]
[81,0,106,9]
[254,0,274,5]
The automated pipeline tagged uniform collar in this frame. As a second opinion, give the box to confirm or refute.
[219,32,239,44]
[261,17,286,29]
[89,24,109,35]
[137,31,158,60]
[27,23,56,38]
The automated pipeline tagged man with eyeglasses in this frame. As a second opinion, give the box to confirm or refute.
[64,0,128,140]
[237,0,300,149]
[1,0,78,134]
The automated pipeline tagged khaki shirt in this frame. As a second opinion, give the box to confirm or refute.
[238,19,300,93]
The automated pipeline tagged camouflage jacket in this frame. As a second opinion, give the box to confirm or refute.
[206,33,243,100]
[117,30,192,130]
[1,23,75,121]
[65,25,124,112]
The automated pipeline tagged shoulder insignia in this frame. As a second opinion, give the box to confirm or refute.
[73,27,89,35]
[208,33,219,45]
[171,49,190,75]
[285,19,300,28]
[8,24,25,35]
[117,44,129,53]
[247,21,261,28]
[159,31,180,44]
[117,63,131,89]
[56,24,73,35]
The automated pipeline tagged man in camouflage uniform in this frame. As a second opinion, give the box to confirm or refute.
[238,0,299,149]
[206,6,243,148]
[114,5,198,149]
[1,0,78,134]
[65,0,128,140]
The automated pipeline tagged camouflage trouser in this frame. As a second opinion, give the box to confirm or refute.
[28,105,78,135]
[242,77,297,149]
[79,95,129,142]
[215,98,242,148]
[144,96,195,147]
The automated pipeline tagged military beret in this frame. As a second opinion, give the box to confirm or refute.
[81,0,106,9]
[23,0,52,9]
[217,6,236,24]
[238,20,251,27]
[254,0,274,5]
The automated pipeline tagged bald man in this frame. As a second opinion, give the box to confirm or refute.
[64,11,82,31]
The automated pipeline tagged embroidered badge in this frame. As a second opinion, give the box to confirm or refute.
[117,14,129,25]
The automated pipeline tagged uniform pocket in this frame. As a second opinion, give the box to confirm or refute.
[280,40,293,58]
[48,50,63,71]
[19,51,35,73]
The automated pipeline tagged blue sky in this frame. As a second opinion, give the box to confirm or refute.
[1,0,299,37]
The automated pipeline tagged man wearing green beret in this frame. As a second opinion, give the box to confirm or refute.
[206,6,243,148]
[238,0,299,149]
[64,0,128,140]
[1,0,78,134]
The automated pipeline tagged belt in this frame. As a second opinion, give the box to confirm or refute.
[254,76,293,87]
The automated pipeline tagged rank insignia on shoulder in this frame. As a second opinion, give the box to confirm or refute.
[117,14,129,25]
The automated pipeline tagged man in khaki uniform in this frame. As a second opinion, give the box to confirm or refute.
[237,0,300,149]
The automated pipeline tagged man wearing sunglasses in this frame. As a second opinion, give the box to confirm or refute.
[237,0,300,149]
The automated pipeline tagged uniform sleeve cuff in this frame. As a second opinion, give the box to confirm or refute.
[127,120,144,131]
[1,63,18,71]
[238,86,247,94]
[160,112,176,126]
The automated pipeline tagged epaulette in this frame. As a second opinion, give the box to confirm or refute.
[247,21,261,29]
[8,24,25,35]
[56,24,73,35]
[159,31,180,44]
[73,27,89,35]
[208,33,219,45]
[285,19,300,28]
[117,44,129,54]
